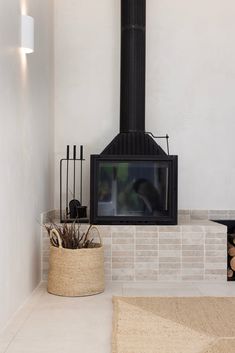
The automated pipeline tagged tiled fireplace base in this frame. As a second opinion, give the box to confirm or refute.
[42,215,227,282]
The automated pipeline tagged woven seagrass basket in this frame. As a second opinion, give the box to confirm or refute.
[47,227,105,297]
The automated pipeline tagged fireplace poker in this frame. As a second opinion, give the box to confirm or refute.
[73,145,76,199]
[80,145,83,205]
[66,145,69,217]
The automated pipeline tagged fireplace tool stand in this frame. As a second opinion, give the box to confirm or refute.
[60,145,88,223]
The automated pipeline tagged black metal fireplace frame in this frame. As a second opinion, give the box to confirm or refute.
[90,154,178,225]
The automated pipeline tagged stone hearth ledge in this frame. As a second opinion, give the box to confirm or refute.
[41,212,228,282]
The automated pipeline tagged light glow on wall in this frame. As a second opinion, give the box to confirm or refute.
[21,1,27,16]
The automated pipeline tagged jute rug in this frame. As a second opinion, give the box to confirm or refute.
[112,297,235,353]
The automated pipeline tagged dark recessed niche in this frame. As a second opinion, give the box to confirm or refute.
[213,220,235,281]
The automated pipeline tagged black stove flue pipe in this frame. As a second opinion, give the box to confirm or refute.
[120,0,146,133]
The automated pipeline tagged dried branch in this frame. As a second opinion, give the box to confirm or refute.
[44,222,98,249]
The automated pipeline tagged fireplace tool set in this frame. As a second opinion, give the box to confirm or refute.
[60,145,88,223]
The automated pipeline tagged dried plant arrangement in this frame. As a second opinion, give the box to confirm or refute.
[45,222,104,296]
[44,223,100,249]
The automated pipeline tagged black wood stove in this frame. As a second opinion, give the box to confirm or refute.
[90,0,178,225]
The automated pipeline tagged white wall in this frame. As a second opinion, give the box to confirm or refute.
[0,0,54,331]
[54,0,235,210]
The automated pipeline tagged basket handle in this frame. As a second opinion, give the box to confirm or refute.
[90,226,102,246]
[50,229,63,248]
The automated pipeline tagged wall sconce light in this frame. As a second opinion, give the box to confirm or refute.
[21,15,34,54]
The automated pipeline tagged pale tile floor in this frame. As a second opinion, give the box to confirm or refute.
[0,281,235,353]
